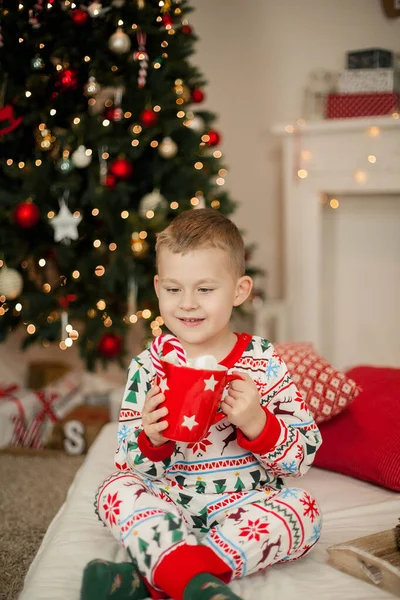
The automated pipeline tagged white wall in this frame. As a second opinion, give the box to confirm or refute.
[191,0,400,297]
[321,195,400,369]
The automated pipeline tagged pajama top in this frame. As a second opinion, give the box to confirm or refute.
[115,333,322,505]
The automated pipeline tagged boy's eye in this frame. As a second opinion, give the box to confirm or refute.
[198,288,213,293]
[166,288,180,293]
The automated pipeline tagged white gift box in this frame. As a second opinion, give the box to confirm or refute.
[338,68,400,94]
[0,385,41,449]
[0,371,83,449]
[0,370,125,449]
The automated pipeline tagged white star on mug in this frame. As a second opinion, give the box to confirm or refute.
[159,378,169,392]
[182,415,199,430]
[204,374,218,391]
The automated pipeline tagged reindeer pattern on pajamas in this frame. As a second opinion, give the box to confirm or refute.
[96,334,323,591]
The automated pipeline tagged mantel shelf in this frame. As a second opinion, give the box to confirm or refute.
[272,114,400,136]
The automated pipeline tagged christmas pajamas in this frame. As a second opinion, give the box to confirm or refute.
[96,333,323,597]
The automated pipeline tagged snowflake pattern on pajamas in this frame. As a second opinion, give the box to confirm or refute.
[299,492,320,523]
[118,424,133,443]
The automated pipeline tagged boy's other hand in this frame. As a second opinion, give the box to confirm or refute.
[221,372,266,441]
[142,386,170,447]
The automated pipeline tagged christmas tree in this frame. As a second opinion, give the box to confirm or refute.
[0,0,256,370]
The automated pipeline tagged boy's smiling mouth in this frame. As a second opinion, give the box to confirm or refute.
[178,317,204,326]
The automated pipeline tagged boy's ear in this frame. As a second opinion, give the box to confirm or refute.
[154,274,159,298]
[233,275,253,307]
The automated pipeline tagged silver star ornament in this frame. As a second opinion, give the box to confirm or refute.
[50,202,82,245]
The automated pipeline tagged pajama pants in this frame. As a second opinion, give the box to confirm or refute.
[96,471,322,598]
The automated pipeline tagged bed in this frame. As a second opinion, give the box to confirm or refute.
[19,421,399,600]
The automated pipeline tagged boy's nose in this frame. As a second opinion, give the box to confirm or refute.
[179,293,198,310]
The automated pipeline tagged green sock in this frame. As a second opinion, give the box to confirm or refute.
[80,559,148,600]
[183,573,243,600]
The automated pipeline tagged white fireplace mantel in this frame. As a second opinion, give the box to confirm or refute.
[273,115,400,364]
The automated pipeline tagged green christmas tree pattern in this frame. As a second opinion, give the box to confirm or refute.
[234,474,245,493]
[213,479,227,494]
[261,338,271,353]
[191,507,208,532]
[125,359,150,404]
[138,538,152,569]
[195,478,206,494]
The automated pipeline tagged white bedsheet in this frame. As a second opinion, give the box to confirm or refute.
[20,422,399,600]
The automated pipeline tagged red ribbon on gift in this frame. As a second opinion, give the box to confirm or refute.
[23,391,59,449]
[0,382,26,427]
[35,391,59,423]
[0,383,33,448]
[0,383,19,398]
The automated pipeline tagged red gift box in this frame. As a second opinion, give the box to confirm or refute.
[326,92,399,119]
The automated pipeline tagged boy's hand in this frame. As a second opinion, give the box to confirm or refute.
[221,372,266,441]
[142,386,170,447]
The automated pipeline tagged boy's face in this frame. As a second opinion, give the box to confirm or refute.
[154,247,252,353]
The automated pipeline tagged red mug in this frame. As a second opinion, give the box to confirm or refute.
[158,359,242,443]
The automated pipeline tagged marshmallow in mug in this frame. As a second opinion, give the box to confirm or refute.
[163,351,225,371]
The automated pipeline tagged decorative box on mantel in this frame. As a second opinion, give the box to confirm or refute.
[338,69,400,94]
[346,48,393,70]
[272,115,400,369]
[326,92,399,119]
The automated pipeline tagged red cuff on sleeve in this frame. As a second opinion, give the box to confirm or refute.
[237,406,282,454]
[137,429,175,462]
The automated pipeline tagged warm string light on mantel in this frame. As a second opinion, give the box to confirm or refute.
[283,113,400,185]
[320,195,340,210]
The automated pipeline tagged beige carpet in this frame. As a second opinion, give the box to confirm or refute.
[0,453,85,600]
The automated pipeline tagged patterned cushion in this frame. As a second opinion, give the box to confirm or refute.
[314,366,400,491]
[274,343,360,423]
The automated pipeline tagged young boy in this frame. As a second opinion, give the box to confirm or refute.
[82,209,322,600]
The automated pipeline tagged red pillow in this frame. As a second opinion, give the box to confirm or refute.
[314,366,400,491]
[275,343,360,423]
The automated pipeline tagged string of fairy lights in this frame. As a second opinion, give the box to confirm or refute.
[0,0,228,356]
[286,113,400,209]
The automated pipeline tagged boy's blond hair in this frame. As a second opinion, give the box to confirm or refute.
[156,208,245,277]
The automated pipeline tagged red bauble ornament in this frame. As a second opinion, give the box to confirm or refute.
[105,106,124,122]
[105,174,116,188]
[139,108,158,127]
[191,88,205,103]
[181,24,193,35]
[71,9,88,25]
[109,158,134,180]
[13,201,40,229]
[207,130,221,146]
[162,15,173,28]
[57,68,78,91]
[59,294,77,310]
[98,333,122,358]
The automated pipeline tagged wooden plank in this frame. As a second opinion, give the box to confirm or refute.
[328,528,400,597]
